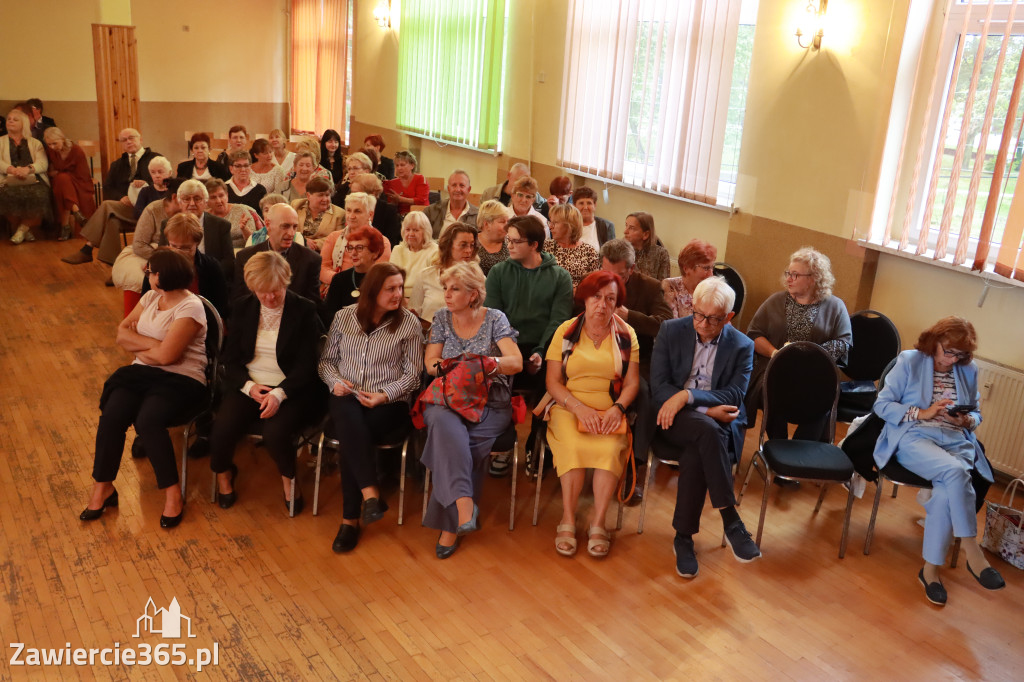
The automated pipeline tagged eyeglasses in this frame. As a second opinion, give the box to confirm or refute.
[180,196,204,205]
[168,242,193,252]
[942,347,968,360]
[507,238,530,245]
[695,264,714,273]
[344,244,368,253]
[784,270,813,280]
[514,192,536,201]
[232,163,251,169]
[692,310,726,325]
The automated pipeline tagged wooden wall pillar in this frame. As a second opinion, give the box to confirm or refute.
[92,24,140,177]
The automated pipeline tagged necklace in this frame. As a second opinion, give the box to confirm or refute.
[351,269,364,298]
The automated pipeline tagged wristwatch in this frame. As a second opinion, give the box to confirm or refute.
[613,402,627,414]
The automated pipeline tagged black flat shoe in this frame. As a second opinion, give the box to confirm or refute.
[456,503,479,537]
[285,495,305,516]
[131,437,145,459]
[918,569,947,606]
[967,561,1006,590]
[332,524,360,553]
[216,465,238,509]
[361,497,388,525]
[80,489,118,521]
[160,510,184,529]
[436,534,460,560]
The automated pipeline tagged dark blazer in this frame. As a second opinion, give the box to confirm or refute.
[624,271,672,373]
[595,217,615,245]
[31,115,57,140]
[176,158,230,181]
[233,240,322,306]
[651,318,755,463]
[221,290,324,400]
[103,148,161,201]
[158,212,234,280]
[141,250,229,320]
[372,198,403,246]
[378,156,395,181]
[228,182,267,212]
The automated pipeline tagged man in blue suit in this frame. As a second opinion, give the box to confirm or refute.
[651,277,760,578]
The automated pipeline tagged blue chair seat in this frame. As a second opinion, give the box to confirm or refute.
[761,439,854,481]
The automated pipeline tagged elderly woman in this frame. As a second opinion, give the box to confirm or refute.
[225,150,267,212]
[43,126,96,240]
[547,176,573,207]
[134,156,173,217]
[332,152,374,208]
[390,212,439,303]
[250,139,287,194]
[79,248,208,528]
[268,128,295,175]
[320,192,392,288]
[662,239,718,318]
[624,212,670,280]
[745,246,852,439]
[573,187,615,250]
[351,172,400,246]
[176,132,230,182]
[283,151,317,203]
[543,271,640,558]
[292,176,342,253]
[476,199,511,275]
[422,262,523,558]
[509,176,548,230]
[545,203,600,289]
[320,262,423,552]
[873,317,1004,605]
[383,150,429,216]
[215,124,250,167]
[114,179,183,314]
[209,251,323,514]
[319,129,345,185]
[206,178,262,249]
[364,134,394,180]
[1,107,51,244]
[409,222,479,323]
[141,213,229,318]
[324,226,386,319]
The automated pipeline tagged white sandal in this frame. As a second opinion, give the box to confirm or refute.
[587,526,611,558]
[555,523,577,557]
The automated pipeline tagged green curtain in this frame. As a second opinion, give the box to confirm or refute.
[397,0,508,151]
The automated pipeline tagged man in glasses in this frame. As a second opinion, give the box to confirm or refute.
[233,203,320,305]
[166,179,235,280]
[651,276,760,578]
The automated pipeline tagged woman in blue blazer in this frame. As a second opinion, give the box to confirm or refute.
[873,316,1004,605]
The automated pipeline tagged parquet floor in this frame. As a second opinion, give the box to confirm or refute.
[1,239,1021,681]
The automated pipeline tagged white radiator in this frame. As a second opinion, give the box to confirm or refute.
[974,357,1024,478]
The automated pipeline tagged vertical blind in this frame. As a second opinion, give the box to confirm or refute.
[557,0,742,206]
[879,0,1024,280]
[291,0,349,135]
[396,0,509,151]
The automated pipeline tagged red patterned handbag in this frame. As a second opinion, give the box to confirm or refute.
[411,354,498,428]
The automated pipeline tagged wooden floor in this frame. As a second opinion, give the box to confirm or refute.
[1,239,1022,681]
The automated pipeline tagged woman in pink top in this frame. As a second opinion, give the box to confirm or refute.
[383,150,429,216]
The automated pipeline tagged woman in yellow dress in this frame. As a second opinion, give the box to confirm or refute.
[543,271,639,558]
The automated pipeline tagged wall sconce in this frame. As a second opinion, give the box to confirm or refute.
[374,0,392,30]
[795,0,828,50]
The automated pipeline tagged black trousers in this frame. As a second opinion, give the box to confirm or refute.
[328,395,411,521]
[208,389,313,480]
[93,366,207,489]
[661,410,736,536]
[513,341,547,448]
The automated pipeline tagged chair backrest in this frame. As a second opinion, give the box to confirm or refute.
[760,341,840,443]
[198,295,225,387]
[841,310,901,381]
[713,262,746,319]
[876,357,899,392]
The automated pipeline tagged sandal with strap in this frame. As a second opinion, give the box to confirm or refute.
[555,523,577,557]
[587,526,611,558]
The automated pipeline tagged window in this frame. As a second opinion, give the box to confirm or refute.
[291,0,352,140]
[396,0,510,152]
[869,0,1024,280]
[557,0,756,207]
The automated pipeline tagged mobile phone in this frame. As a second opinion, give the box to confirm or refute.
[946,404,977,417]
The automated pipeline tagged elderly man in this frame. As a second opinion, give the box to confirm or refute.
[481,162,549,219]
[234,203,320,305]
[62,128,162,267]
[142,213,229,320]
[572,187,615,251]
[651,277,760,578]
[160,179,234,279]
[423,169,478,238]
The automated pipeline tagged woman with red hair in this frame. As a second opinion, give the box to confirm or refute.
[541,271,640,559]
[663,239,718,318]
[324,225,386,320]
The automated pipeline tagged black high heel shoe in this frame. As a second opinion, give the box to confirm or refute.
[160,510,184,529]
[80,489,118,521]
[216,465,238,509]
[436,534,461,559]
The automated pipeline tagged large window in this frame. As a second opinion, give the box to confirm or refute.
[396,0,510,152]
[557,0,757,207]
[870,0,1024,280]
[291,0,352,140]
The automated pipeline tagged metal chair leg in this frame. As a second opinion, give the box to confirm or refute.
[509,437,518,531]
[288,477,296,518]
[864,476,885,555]
[313,432,326,516]
[637,447,656,534]
[422,469,430,525]
[398,435,410,526]
[838,482,855,558]
[891,484,899,499]
[210,467,217,504]
[180,424,192,501]
[532,429,546,526]
[813,483,828,513]
[755,460,771,548]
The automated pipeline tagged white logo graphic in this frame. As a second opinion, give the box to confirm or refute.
[133,598,196,639]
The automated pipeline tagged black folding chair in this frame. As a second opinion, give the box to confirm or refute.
[837,310,900,423]
[712,262,746,319]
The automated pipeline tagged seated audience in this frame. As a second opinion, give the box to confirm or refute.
[114,179,183,313]
[873,316,1003,605]
[651,277,760,578]
[663,239,718,318]
[320,129,345,185]
[234,203,320,304]
[547,176,573,207]
[350,172,401,247]
[482,162,550,218]
[543,271,639,558]
[62,128,160,265]
[476,199,511,275]
[320,263,423,553]
[43,126,95,240]
[168,179,235,279]
[320,192,392,288]
[283,151,317,203]
[332,152,375,208]
[624,212,670,280]
[246,193,289,247]
[409,222,479,323]
[225,150,267,212]
[216,125,250,166]
[572,187,615,250]
[176,133,230,182]
[360,146,388,184]
[269,128,295,175]
[324,226,387,319]
[293,176,343,252]
[423,169,478,238]
[79,248,208,529]
[545,203,600,289]
[142,213,229,320]
[134,156,173,217]
[209,251,324,515]
[205,178,261,249]
[26,98,56,140]
[250,138,287,194]
[383,150,429,216]
[422,262,523,558]
[390,212,439,304]
[363,134,394,180]
[1,107,51,244]
[292,137,333,183]
[509,176,549,231]
[745,246,852,439]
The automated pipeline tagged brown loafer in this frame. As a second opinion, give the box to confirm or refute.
[62,250,93,265]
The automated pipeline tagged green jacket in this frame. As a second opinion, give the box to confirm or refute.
[484,252,573,358]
